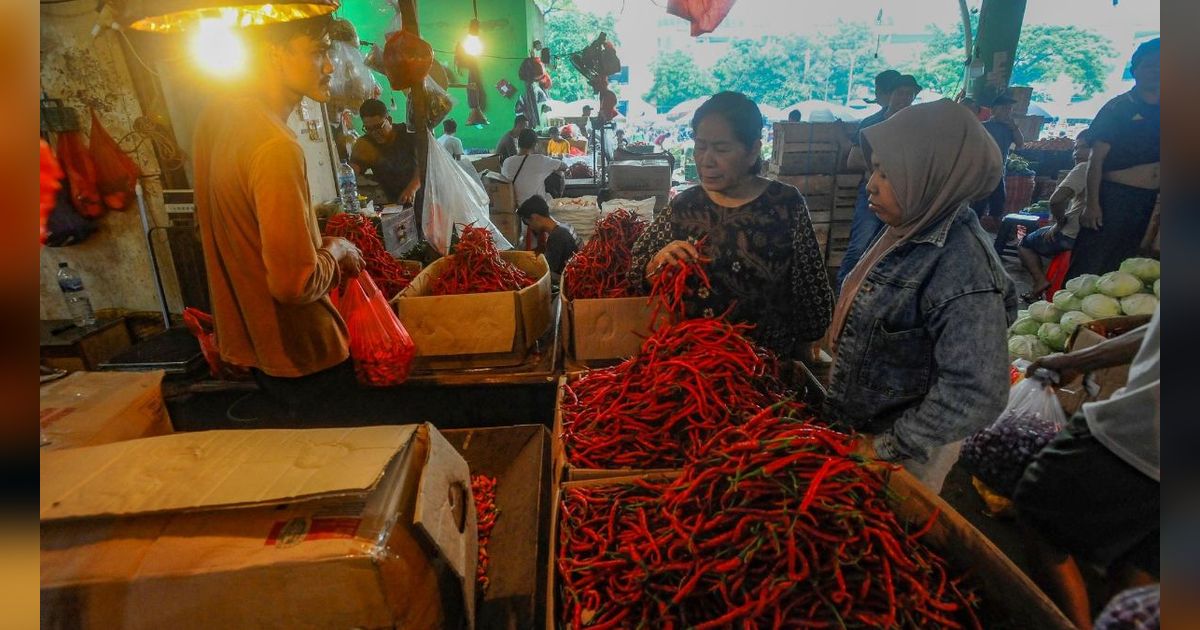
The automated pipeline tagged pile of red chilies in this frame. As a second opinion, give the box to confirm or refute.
[561,239,787,470]
[323,213,418,298]
[431,225,536,295]
[562,209,649,300]
[471,474,499,594]
[558,408,983,629]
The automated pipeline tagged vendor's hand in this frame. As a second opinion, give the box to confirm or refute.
[323,236,364,279]
[646,240,700,278]
[1027,353,1082,384]
[1080,202,1103,230]
[399,182,421,206]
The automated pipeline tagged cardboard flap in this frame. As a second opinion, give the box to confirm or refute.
[40,426,418,522]
[412,424,477,624]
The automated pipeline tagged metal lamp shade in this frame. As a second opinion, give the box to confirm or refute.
[120,0,340,33]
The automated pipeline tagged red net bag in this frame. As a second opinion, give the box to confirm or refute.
[183,307,252,380]
[381,29,432,91]
[89,110,140,211]
[56,130,103,219]
[335,272,416,386]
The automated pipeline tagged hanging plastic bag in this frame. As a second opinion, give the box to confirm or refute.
[959,374,1068,498]
[328,40,379,113]
[182,307,252,381]
[40,139,63,246]
[89,110,140,211]
[335,272,416,387]
[421,130,512,255]
[382,28,432,91]
[43,176,97,247]
[56,129,103,219]
[422,76,453,129]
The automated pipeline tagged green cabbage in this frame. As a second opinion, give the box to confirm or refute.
[1051,290,1082,313]
[1097,271,1144,298]
[1037,322,1069,352]
[1119,293,1158,317]
[1018,309,1030,320]
[1059,311,1094,335]
[1153,278,1159,298]
[1029,300,1062,323]
[1119,257,1160,283]
[1081,293,1122,319]
[1010,317,1041,336]
[1008,335,1052,362]
[1064,274,1100,297]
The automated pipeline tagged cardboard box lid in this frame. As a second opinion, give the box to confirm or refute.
[40,425,418,522]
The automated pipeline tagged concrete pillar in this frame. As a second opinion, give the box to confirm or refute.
[970,0,1028,105]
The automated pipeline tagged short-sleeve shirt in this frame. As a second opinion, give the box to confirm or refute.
[1088,91,1160,172]
[350,131,417,203]
[1054,162,1089,239]
[437,134,464,158]
[544,223,582,276]
[500,154,564,205]
[982,120,1017,162]
[494,132,519,162]
[852,107,889,147]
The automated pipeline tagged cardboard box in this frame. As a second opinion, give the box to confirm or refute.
[41,424,476,630]
[561,295,657,363]
[39,370,172,451]
[483,172,517,212]
[1055,314,1151,415]
[393,251,552,368]
[442,426,552,630]
[470,153,503,174]
[608,161,671,191]
[545,469,1073,630]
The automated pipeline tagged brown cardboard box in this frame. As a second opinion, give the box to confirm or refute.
[561,295,658,363]
[41,424,476,630]
[1055,315,1151,415]
[392,251,552,368]
[483,171,516,212]
[39,370,171,451]
[470,153,503,174]
[545,469,1073,630]
[608,161,671,191]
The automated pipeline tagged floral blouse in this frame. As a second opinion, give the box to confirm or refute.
[629,180,834,359]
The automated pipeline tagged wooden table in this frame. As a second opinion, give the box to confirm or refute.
[40,318,131,372]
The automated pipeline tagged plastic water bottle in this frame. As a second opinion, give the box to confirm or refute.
[56,262,96,327]
[338,160,361,214]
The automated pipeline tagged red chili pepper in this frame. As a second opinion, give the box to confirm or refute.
[562,208,649,301]
[323,213,419,298]
[430,225,536,295]
[470,474,498,594]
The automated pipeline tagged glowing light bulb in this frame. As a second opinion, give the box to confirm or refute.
[463,33,483,56]
[191,14,246,77]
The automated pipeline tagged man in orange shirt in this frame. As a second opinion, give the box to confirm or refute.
[193,15,365,421]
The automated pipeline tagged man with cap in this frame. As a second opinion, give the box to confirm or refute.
[972,92,1025,231]
[837,72,918,291]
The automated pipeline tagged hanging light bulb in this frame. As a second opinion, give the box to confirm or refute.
[191,9,246,77]
[463,18,483,56]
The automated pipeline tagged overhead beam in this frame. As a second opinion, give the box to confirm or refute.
[970,0,1028,105]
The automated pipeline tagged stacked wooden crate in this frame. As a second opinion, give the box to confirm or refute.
[767,122,864,272]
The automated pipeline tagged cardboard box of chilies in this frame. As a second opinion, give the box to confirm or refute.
[40,370,172,451]
[544,470,1074,630]
[393,250,552,369]
[40,424,476,630]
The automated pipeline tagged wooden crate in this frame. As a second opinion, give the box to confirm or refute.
[770,122,861,176]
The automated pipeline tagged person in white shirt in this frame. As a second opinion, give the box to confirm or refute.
[500,128,566,206]
[1018,130,1093,301]
[1015,308,1160,629]
[437,119,465,160]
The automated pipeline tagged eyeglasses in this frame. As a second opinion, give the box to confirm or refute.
[364,121,390,133]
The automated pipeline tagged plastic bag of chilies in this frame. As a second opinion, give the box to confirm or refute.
[334,272,416,387]
[89,110,140,211]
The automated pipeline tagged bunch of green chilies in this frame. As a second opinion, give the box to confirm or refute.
[557,250,983,628]
[557,408,983,629]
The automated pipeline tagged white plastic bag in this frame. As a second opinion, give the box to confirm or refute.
[421,131,512,255]
[959,375,1068,497]
[328,40,380,113]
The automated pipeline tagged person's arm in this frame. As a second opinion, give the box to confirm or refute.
[791,197,834,346]
[1082,141,1110,229]
[627,204,678,288]
[1009,120,1024,151]
[1047,185,1075,224]
[250,139,359,304]
[872,290,1011,462]
[1028,324,1147,384]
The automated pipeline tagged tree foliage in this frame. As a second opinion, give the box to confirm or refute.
[909,17,1117,102]
[541,8,619,103]
[643,49,717,112]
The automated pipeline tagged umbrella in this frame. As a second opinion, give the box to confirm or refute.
[1024,102,1057,120]
[757,104,788,122]
[664,96,710,121]
[782,99,865,122]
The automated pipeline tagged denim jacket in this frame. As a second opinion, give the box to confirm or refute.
[823,205,1018,463]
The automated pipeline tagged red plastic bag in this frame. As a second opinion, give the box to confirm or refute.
[40,139,63,245]
[56,130,103,219]
[183,307,252,380]
[335,272,416,387]
[667,0,737,36]
[89,110,140,210]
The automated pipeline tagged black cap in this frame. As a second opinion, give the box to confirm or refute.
[891,74,922,93]
[869,70,902,102]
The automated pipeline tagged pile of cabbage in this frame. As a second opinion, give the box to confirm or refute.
[1008,257,1159,361]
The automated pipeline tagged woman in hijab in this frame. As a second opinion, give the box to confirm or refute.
[824,99,1018,493]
